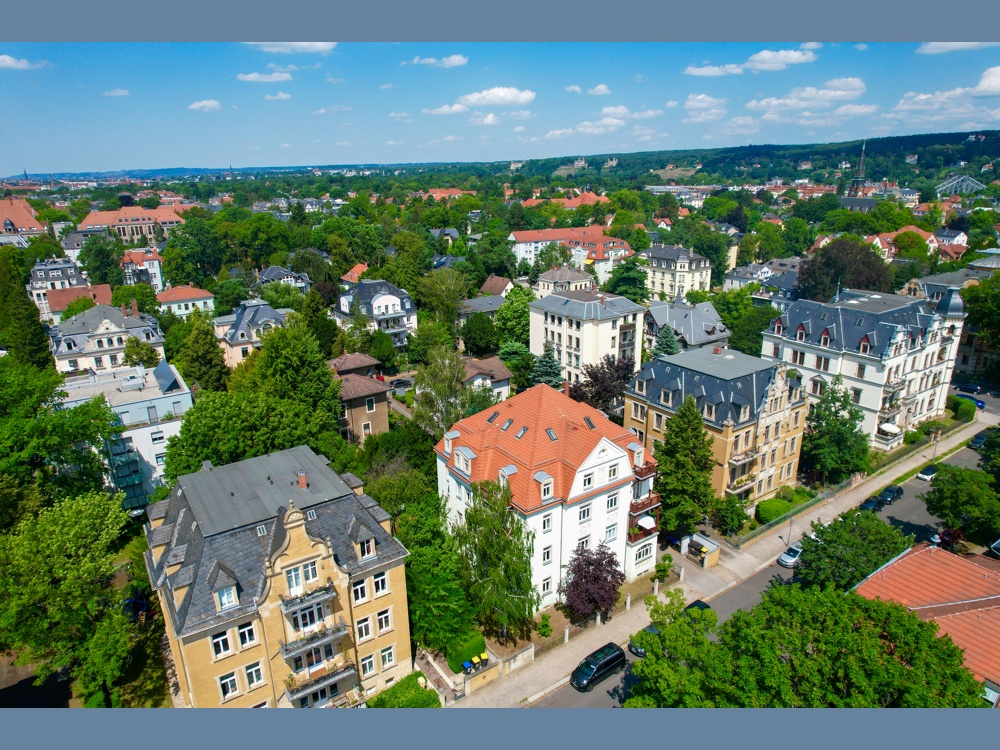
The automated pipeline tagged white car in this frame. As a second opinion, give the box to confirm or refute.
[777,541,804,568]
[916,464,938,482]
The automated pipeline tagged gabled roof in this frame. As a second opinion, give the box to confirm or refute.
[539,265,592,283]
[463,356,513,385]
[47,284,113,314]
[641,244,709,265]
[646,299,728,347]
[157,285,214,303]
[0,197,45,233]
[480,274,512,296]
[78,205,185,230]
[328,351,380,374]
[122,248,163,266]
[341,262,368,284]
[338,372,392,401]
[215,299,288,343]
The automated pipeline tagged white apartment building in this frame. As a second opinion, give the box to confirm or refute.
[157,284,216,319]
[26,257,89,318]
[640,244,712,301]
[434,384,662,609]
[122,248,164,292]
[48,303,165,375]
[336,280,417,350]
[761,289,966,452]
[529,290,644,383]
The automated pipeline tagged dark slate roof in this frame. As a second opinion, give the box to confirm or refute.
[255,265,310,287]
[339,279,414,315]
[461,296,505,316]
[430,254,465,270]
[627,348,790,430]
[148,446,408,637]
[49,304,164,355]
[538,265,592,283]
[213,299,289,344]
[530,290,645,320]
[646,299,728,347]
[430,228,460,240]
[839,197,878,212]
[640,244,709,266]
[934,229,965,240]
[762,271,799,292]
[915,268,992,300]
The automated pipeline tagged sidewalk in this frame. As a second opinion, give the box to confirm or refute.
[451,414,996,708]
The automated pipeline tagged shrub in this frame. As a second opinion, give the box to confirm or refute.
[756,498,793,524]
[651,553,674,582]
[956,400,977,423]
[903,430,922,445]
[445,629,486,674]
[367,672,441,708]
[537,613,552,638]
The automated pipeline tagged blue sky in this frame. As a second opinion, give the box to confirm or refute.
[2,42,1000,176]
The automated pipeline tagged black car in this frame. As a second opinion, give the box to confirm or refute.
[970,429,996,450]
[859,496,885,513]
[684,600,712,613]
[570,643,627,692]
[955,383,983,395]
[388,379,410,389]
[877,485,904,505]
[628,625,660,658]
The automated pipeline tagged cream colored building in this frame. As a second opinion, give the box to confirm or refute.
[145,446,412,708]
[640,244,712,300]
[213,299,292,368]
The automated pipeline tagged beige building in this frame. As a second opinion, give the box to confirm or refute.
[639,244,712,300]
[337,373,392,443]
[624,347,807,510]
[77,205,185,242]
[145,446,412,708]
[535,265,596,299]
[213,299,292,368]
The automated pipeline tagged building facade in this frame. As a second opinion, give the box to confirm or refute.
[158,285,216,320]
[122,248,165,292]
[624,347,806,511]
[48,303,165,374]
[640,245,712,300]
[761,289,966,452]
[144,446,412,708]
[644,298,729,354]
[529,290,644,384]
[77,206,185,242]
[213,300,291,368]
[535,265,596,299]
[337,373,392,444]
[434,385,661,610]
[255,265,312,296]
[26,257,89,319]
[463,356,513,401]
[336,280,417,350]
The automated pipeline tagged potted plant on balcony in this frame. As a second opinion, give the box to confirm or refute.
[284,673,297,690]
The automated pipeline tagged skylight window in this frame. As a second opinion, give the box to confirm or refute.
[515,427,528,439]
[546,429,557,441]
[584,417,595,429]
[501,419,514,431]
[486,411,500,424]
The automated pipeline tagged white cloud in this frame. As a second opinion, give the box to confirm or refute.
[587,84,612,95]
[0,54,46,70]
[890,66,1000,125]
[458,86,536,107]
[800,42,823,50]
[245,42,336,54]
[335,141,350,146]
[513,125,526,132]
[268,62,320,73]
[565,85,582,94]
[718,116,759,135]
[470,112,501,126]
[917,42,1000,55]
[388,111,413,122]
[237,71,292,83]
[684,63,744,76]
[683,93,727,122]
[327,76,345,84]
[745,48,817,71]
[264,91,291,100]
[404,54,468,68]
[386,140,403,146]
[834,103,878,116]
[281,143,292,148]
[600,105,662,120]
[544,115,626,138]
[974,66,1000,95]
[855,43,868,51]
[504,110,534,120]
[747,77,866,111]
[665,100,678,108]
[545,128,576,139]
[379,83,397,90]
[188,99,221,112]
[422,103,469,115]
[442,134,460,142]
[311,105,350,114]
[103,88,129,97]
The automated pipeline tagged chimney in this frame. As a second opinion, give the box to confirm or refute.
[713,346,723,355]
[562,380,571,396]
[298,470,308,490]
[120,303,127,316]
[130,299,139,317]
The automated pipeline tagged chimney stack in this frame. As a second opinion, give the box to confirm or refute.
[120,303,127,316]
[298,470,308,490]
[713,346,723,355]
[130,299,139,317]
[562,380,571,396]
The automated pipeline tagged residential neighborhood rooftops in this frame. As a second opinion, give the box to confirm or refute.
[0,197,46,233]
[461,296,505,316]
[78,205,185,230]
[61,360,188,407]
[341,262,368,284]
[463,356,513,385]
[46,284,113,314]
[328,351,381,374]
[530,289,645,320]
[338,372,392,401]
[480,274,512,297]
[538,265,592,283]
[647,299,728,347]
[157,284,214,303]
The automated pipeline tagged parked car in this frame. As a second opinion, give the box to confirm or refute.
[916,464,938,481]
[970,429,996,450]
[777,541,804,568]
[955,383,983,394]
[877,485,904,505]
[684,600,712,613]
[955,394,986,409]
[388,379,411,389]
[859,496,885,513]
[628,624,660,658]
[570,643,627,692]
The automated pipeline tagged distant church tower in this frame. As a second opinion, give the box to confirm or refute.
[846,141,866,198]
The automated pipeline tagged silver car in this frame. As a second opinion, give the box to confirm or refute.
[777,541,804,568]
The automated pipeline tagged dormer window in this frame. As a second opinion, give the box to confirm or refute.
[796,329,805,342]
[634,449,644,466]
[740,405,750,422]
[444,436,452,454]
[541,480,553,499]
[456,453,471,473]
[636,379,645,394]
[660,390,671,407]
[860,341,871,355]
[820,332,830,347]
[360,539,374,559]
[704,403,715,420]
[775,323,784,335]
[217,586,237,610]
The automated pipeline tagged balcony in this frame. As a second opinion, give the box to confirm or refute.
[115,472,145,488]
[879,402,902,419]
[280,617,350,660]
[728,448,759,467]
[885,378,908,394]
[279,582,337,614]
[725,474,756,495]
[873,430,904,451]
[632,459,656,481]
[627,524,658,544]
[284,658,358,704]
[109,450,139,467]
[630,491,661,515]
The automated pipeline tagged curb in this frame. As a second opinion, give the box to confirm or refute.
[522,676,570,706]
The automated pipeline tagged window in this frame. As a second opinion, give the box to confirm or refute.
[360,539,374,558]
[68,359,78,370]
[353,580,368,603]
[212,631,231,657]
[373,572,387,595]
[816,356,830,372]
[109,354,118,367]
[740,405,750,422]
[357,617,372,642]
[635,544,653,562]
[361,654,375,677]
[217,587,236,610]
[772,344,780,357]
[377,609,391,632]
[219,672,238,700]
[155,453,166,466]
[541,480,553,500]
[860,341,870,355]
[578,504,591,523]
[631,402,645,419]
[302,561,317,583]
[607,493,619,511]
[94,356,104,369]
[380,646,395,669]
[605,524,617,542]
[811,380,824,396]
[256,525,267,537]
[365,397,375,413]
[578,536,590,551]
[151,431,165,444]
[851,388,862,405]
[246,662,263,689]
[703,403,715,420]
[542,577,552,595]
[286,567,302,595]
[791,350,805,366]
[291,604,322,632]
[542,546,552,565]
[857,363,866,379]
[542,514,552,533]
[796,329,805,342]
[238,622,256,647]
[660,390,671,407]
[820,334,830,347]
[789,436,797,454]
[306,509,316,520]
[583,473,594,489]
[608,464,618,480]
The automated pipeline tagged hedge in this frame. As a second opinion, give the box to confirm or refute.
[756,498,794,524]
[947,395,978,423]
[445,629,486,674]
[367,672,441,708]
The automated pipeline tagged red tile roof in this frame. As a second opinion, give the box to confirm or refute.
[938,243,968,261]
[122,248,163,266]
[521,191,609,210]
[338,372,392,401]
[327,352,381,375]
[463,356,513,385]
[434,384,650,514]
[0,197,45,233]
[479,274,512,297]
[856,544,1000,684]
[48,284,112,314]
[341,262,368,284]
[78,206,185,230]
[157,285,214,303]
[426,188,476,201]
[510,227,632,262]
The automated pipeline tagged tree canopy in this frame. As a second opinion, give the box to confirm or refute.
[559,543,626,623]
[797,238,890,302]
[603,256,649,304]
[79,234,125,287]
[652,395,716,535]
[922,465,1000,541]
[801,374,870,483]
[493,286,534,348]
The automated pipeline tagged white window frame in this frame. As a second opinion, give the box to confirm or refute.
[380,645,395,669]
[361,654,376,677]
[290,603,323,633]
[635,543,654,562]
[373,572,387,595]
[377,608,391,633]
[357,617,372,642]
[578,503,591,523]
[360,538,374,558]
[366,397,375,413]
[607,493,619,512]
[605,524,617,543]
[238,622,256,647]
[212,631,231,658]
[245,662,263,689]
[541,480,553,499]
[217,587,236,610]
[352,579,368,604]
[541,577,552,594]
[608,464,618,480]
[286,567,303,596]
[218,672,238,701]
[583,473,594,489]
[578,536,590,551]
[542,546,552,565]
[303,561,318,583]
[542,513,552,533]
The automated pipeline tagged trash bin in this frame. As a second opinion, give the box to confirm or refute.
[470,656,481,672]
[479,652,489,668]
[462,661,473,675]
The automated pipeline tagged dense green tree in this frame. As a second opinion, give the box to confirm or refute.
[603,256,649,304]
[298,289,341,358]
[559,543,626,623]
[797,239,891,302]
[798,512,914,590]
[79,234,125,287]
[690,227,732,286]
[801,374,871,483]
[369,329,397,369]
[531,343,564,387]
[453,480,539,641]
[209,278,248,317]
[111,283,158,315]
[0,490,133,705]
[407,319,455,365]
[260,282,306,312]
[412,345,473,440]
[961,273,1000,347]
[728,304,780,357]
[418,268,470,332]
[922,465,1000,541]
[979,429,1000,486]
[497,341,536,394]
[652,324,682,357]
[536,241,571,270]
[0,248,55,370]
[459,312,498,357]
[494,285,535,347]
[175,316,229,392]
[653,395,716,535]
[137,196,161,209]
[781,217,815,257]
[121,336,161,367]
[61,295,97,319]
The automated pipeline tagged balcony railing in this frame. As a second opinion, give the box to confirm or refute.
[725,475,756,495]
[879,402,902,419]
[630,492,661,515]
[109,450,139,467]
[279,617,350,660]
[627,525,658,544]
[728,449,759,467]
[885,378,908,394]
[115,472,145,488]
[284,659,358,703]
[873,431,904,450]
[632,460,656,481]
[279,582,337,614]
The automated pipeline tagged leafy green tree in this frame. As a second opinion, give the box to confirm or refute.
[418,268,471,333]
[653,395,716,535]
[298,289,342,358]
[464,382,500,418]
[559,543,626,623]
[369,329,397,369]
[979,429,1000,486]
[260,282,306,312]
[79,234,125,287]
[494,285,535,347]
[652,324,682,357]
[211,278,249,317]
[460,312,498,357]
[137,196,161,209]
[412,345,472,440]
[61,295,97,320]
[961,272,1000,347]
[498,341,536,394]
[781,217,815,257]
[536,241,571,270]
[175,316,229,392]
[797,238,891,302]
[121,336,161,367]
[0,490,133,705]
[798,512,914,590]
[453,480,539,640]
[728,304,780,357]
[407,319,455,365]
[801,374,871,483]
[709,494,750,536]
[531,343,564,387]
[0,248,55,371]
[603,256,649,304]
[922,465,1000,540]
[111,283,158,315]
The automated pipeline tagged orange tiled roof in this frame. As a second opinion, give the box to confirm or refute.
[78,205,185,230]
[856,544,1000,684]
[47,284,112,314]
[480,274,512,296]
[522,191,609,210]
[433,384,650,514]
[122,248,163,266]
[426,188,476,201]
[938,243,968,261]
[341,262,368,284]
[463,356,513,384]
[0,197,45,233]
[157,285,214,303]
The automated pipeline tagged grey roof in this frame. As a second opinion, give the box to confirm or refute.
[149,446,408,637]
[339,279,414,316]
[431,254,465,270]
[461,296,505,316]
[49,304,164,356]
[430,228,460,240]
[215,299,289,344]
[628,348,790,430]
[762,271,799,292]
[646,299,728,347]
[839,197,877,212]
[538,265,592,283]
[641,244,709,267]
[255,265,310,287]
[969,255,1000,270]
[914,268,992,299]
[530,290,644,320]
[934,229,965,240]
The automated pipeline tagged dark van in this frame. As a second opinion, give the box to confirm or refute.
[570,642,627,692]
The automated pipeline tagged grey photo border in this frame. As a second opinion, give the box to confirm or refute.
[3,0,998,746]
